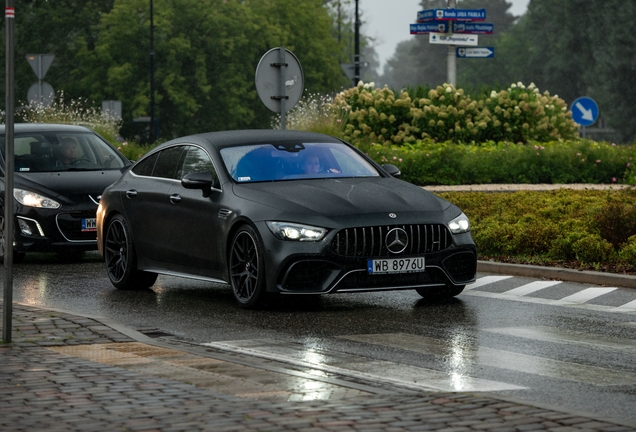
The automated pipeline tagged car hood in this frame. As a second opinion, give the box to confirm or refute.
[232,177,451,218]
[14,171,123,204]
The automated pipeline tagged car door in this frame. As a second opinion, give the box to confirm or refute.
[122,145,186,263]
[164,145,226,278]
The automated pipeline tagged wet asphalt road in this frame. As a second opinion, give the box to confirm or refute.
[2,251,636,423]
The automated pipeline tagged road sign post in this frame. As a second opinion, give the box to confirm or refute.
[571,96,599,139]
[412,1,493,86]
[255,47,304,130]
[25,53,55,107]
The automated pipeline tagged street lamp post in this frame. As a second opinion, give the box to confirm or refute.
[149,0,155,143]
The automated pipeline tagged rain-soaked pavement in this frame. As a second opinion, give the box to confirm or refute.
[2,251,636,424]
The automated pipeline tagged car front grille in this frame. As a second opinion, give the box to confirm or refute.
[442,251,477,283]
[330,224,451,257]
[56,211,97,241]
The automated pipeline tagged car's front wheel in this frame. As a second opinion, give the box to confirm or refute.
[416,284,465,300]
[229,225,267,309]
[104,214,157,290]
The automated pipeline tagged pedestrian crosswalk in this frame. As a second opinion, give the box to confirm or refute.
[463,276,636,313]
[202,275,636,396]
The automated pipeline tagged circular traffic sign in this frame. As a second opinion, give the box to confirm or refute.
[27,81,55,107]
[571,96,599,127]
[255,48,304,114]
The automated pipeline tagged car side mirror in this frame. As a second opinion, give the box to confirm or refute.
[381,163,401,178]
[181,171,219,197]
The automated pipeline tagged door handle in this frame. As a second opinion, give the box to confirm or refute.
[169,194,181,204]
[125,190,138,198]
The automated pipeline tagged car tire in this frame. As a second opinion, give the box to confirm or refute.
[229,225,267,309]
[0,212,26,264]
[104,214,157,290]
[415,284,465,300]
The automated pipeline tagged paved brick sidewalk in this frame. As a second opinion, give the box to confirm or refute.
[2,302,635,431]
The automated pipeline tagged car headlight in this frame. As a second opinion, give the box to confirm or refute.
[14,189,61,209]
[266,221,328,241]
[448,212,470,234]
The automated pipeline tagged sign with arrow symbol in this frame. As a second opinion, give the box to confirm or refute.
[571,96,599,127]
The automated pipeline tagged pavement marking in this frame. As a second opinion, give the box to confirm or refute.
[462,284,636,315]
[615,299,636,312]
[555,287,618,304]
[482,326,636,354]
[202,339,524,393]
[502,280,562,296]
[465,275,513,290]
[338,333,636,386]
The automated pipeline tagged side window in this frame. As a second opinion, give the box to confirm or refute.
[152,146,186,179]
[180,146,216,179]
[132,152,159,177]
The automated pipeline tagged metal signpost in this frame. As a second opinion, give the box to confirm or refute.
[571,96,599,138]
[25,53,55,107]
[255,47,304,130]
[4,0,15,343]
[412,1,495,86]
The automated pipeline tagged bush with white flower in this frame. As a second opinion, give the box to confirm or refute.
[331,81,579,145]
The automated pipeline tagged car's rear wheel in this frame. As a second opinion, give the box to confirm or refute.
[104,214,157,290]
[415,284,465,300]
[229,225,266,309]
[0,212,26,264]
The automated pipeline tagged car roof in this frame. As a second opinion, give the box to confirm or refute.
[0,123,93,134]
[161,129,345,150]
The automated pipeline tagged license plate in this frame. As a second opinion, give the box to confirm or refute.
[81,218,97,232]
[368,257,425,274]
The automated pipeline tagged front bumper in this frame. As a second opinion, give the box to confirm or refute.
[257,221,477,295]
[13,206,98,254]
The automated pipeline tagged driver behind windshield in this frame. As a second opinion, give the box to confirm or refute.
[56,137,78,165]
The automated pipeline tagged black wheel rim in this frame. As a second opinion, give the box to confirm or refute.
[105,219,128,283]
[230,231,260,302]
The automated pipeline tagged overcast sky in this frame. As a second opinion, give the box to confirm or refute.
[360,0,531,69]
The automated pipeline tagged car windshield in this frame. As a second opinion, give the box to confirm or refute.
[0,131,126,172]
[220,142,380,183]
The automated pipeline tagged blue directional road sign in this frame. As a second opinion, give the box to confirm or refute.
[410,21,449,34]
[571,96,599,127]
[453,22,494,34]
[418,8,486,22]
[456,47,494,58]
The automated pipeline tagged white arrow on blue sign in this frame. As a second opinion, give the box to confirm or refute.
[571,96,599,127]
[456,47,494,58]
[410,22,449,34]
[418,8,486,22]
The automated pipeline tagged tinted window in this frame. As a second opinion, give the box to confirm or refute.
[180,146,216,179]
[152,146,186,179]
[132,152,159,177]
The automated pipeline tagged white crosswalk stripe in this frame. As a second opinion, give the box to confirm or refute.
[555,287,617,304]
[616,299,636,312]
[502,280,562,296]
[465,275,513,290]
[202,339,524,393]
[339,333,636,387]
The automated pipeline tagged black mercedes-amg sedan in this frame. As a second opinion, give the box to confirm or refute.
[0,124,131,262]
[97,130,476,308]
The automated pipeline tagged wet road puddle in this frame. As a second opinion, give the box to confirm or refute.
[48,342,373,401]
